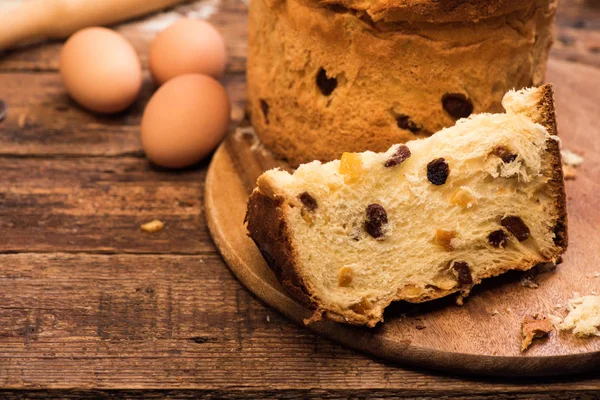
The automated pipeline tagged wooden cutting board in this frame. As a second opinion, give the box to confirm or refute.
[205,58,600,377]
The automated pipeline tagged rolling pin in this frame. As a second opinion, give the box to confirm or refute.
[0,0,191,52]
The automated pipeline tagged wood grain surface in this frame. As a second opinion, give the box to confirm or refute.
[0,0,599,397]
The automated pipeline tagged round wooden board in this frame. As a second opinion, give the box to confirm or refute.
[205,59,600,377]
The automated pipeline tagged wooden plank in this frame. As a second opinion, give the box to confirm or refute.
[0,253,599,392]
[0,391,599,400]
[0,157,213,254]
[0,72,245,156]
[0,0,248,73]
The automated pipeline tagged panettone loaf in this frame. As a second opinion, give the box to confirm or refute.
[245,85,567,327]
[247,0,557,165]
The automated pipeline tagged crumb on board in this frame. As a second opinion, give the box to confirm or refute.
[140,219,164,233]
[18,112,27,128]
[552,294,600,337]
[520,274,539,289]
[561,149,584,167]
[521,314,553,352]
[491,309,500,316]
[561,149,584,180]
[563,165,577,180]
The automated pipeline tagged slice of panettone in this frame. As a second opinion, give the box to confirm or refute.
[245,85,567,327]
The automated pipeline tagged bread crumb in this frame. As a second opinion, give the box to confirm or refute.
[561,149,584,167]
[506,307,513,313]
[563,165,577,180]
[555,294,600,337]
[266,315,271,322]
[561,149,583,180]
[491,309,500,316]
[18,112,27,128]
[548,313,563,326]
[521,314,553,351]
[141,220,164,233]
[520,275,539,289]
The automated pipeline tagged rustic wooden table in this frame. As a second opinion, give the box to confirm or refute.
[0,0,599,398]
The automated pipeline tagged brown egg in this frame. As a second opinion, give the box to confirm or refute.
[141,74,231,168]
[149,19,227,85]
[60,27,142,114]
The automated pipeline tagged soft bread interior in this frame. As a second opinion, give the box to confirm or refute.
[250,86,566,326]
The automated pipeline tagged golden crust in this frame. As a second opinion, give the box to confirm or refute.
[245,191,316,309]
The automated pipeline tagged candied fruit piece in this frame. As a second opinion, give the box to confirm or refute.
[435,229,457,251]
[338,266,353,287]
[450,187,476,208]
[301,208,314,225]
[339,152,363,183]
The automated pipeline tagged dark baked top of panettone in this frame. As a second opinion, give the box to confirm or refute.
[301,0,554,23]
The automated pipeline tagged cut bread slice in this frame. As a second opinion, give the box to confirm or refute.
[245,85,567,327]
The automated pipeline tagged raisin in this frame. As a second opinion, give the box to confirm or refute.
[384,145,411,168]
[442,93,473,119]
[365,203,388,239]
[0,100,6,122]
[299,192,317,211]
[427,158,449,185]
[316,68,337,96]
[259,99,269,124]
[452,261,473,285]
[492,146,517,163]
[488,230,508,248]
[396,114,422,133]
[501,216,530,241]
